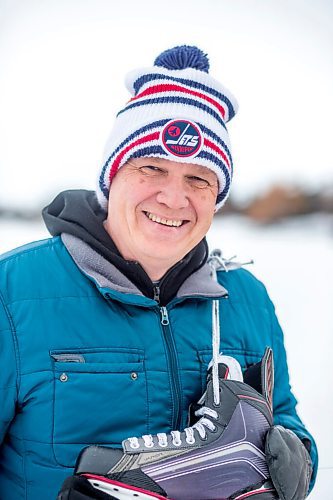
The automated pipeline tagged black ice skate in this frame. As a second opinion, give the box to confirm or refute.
[72,348,278,500]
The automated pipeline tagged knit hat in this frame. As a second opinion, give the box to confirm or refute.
[97,45,238,211]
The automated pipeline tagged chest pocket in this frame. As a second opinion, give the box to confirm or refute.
[50,348,148,468]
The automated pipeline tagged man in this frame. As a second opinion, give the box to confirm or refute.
[0,45,317,499]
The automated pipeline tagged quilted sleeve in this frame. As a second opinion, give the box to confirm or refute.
[0,292,18,445]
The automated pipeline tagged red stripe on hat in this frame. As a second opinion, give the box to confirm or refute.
[131,84,226,120]
[109,131,160,181]
[204,138,231,170]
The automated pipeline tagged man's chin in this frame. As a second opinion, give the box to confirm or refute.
[142,241,196,266]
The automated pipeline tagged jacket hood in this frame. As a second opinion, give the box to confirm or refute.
[42,189,122,260]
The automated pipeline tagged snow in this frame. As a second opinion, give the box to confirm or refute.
[0,214,332,498]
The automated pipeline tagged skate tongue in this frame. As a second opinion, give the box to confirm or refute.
[207,355,243,382]
[243,347,274,411]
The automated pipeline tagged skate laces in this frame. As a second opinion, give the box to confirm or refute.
[128,406,218,449]
[208,251,245,404]
[209,251,223,406]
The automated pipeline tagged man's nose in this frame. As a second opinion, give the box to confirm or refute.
[155,176,190,209]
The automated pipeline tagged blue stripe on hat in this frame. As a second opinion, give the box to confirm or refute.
[198,123,233,169]
[131,145,166,159]
[197,149,231,203]
[132,73,236,121]
[117,96,227,131]
[216,184,230,204]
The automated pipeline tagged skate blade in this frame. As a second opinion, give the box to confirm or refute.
[84,474,169,500]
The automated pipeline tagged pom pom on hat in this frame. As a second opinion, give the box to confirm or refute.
[97,44,238,212]
[154,45,210,73]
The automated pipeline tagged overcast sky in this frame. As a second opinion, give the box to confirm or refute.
[0,0,332,208]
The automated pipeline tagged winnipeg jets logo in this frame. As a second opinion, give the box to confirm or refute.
[160,119,203,158]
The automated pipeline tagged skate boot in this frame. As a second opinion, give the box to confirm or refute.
[72,348,278,499]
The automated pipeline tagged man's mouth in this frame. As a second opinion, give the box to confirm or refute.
[144,211,188,227]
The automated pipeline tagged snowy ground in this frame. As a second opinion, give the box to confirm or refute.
[0,214,332,498]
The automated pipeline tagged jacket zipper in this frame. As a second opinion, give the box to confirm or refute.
[159,305,182,431]
[153,285,160,302]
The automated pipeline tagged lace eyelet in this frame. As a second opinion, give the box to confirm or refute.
[186,437,195,445]
[172,439,182,447]
[130,442,140,449]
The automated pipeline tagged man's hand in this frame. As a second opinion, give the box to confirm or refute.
[265,425,312,500]
[57,475,116,500]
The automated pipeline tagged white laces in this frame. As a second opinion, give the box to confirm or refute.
[128,406,218,449]
[190,407,218,439]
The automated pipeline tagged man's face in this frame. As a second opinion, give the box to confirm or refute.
[105,157,218,277]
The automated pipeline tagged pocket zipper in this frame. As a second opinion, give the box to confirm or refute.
[51,353,86,363]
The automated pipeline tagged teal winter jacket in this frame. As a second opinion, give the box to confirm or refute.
[0,235,318,499]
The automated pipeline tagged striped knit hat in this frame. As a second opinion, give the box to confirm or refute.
[97,45,238,211]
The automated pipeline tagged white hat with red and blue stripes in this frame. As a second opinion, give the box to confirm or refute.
[97,45,238,211]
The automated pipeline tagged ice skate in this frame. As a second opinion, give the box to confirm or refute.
[73,348,278,500]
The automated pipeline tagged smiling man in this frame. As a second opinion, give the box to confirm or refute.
[0,46,317,500]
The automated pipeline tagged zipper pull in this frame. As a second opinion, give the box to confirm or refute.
[160,306,169,326]
[153,285,160,303]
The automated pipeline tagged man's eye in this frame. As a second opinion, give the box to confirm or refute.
[187,176,211,188]
[139,165,164,175]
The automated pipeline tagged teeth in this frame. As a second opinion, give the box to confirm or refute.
[146,212,183,227]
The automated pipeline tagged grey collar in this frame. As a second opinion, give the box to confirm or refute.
[62,233,228,302]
